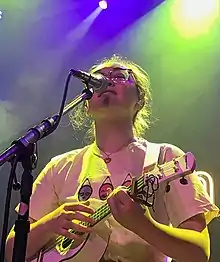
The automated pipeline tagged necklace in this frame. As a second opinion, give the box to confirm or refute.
[93,137,136,164]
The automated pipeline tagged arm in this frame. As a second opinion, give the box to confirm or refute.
[107,144,218,262]
[135,144,211,261]
[6,202,94,262]
[108,189,210,262]
[6,217,56,262]
[108,190,210,262]
[5,160,58,262]
[138,143,212,261]
[5,152,93,262]
[135,211,209,262]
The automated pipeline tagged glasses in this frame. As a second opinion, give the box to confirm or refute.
[94,68,133,83]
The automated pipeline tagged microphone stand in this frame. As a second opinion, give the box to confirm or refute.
[0,85,93,262]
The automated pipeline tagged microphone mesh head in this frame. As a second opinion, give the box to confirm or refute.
[90,73,109,93]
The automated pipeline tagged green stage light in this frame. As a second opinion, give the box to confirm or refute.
[171,0,219,38]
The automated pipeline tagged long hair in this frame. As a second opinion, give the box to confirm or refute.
[69,54,152,143]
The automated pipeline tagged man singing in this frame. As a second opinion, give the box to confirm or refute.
[6,55,219,262]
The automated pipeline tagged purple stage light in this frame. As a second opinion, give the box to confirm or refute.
[99,0,108,10]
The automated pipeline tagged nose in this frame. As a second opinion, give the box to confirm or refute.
[108,81,114,87]
[105,77,115,87]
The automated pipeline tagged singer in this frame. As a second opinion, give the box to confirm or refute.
[6,55,219,262]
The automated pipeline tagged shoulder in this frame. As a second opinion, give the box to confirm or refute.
[36,145,91,187]
[161,143,185,156]
[49,145,90,170]
[143,139,185,164]
[143,139,184,155]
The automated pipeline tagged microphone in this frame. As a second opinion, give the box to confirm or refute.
[70,69,111,93]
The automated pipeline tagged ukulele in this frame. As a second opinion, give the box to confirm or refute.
[30,152,196,262]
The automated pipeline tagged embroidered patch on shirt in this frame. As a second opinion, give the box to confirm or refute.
[77,174,135,201]
[121,173,132,187]
[99,176,114,200]
[78,178,93,201]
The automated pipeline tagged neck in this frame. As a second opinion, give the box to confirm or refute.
[94,118,135,153]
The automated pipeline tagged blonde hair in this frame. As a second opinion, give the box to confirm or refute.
[69,54,152,143]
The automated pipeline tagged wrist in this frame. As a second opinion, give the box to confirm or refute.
[34,213,57,239]
[133,210,155,238]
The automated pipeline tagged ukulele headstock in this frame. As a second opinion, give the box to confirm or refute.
[142,152,196,185]
[132,152,196,207]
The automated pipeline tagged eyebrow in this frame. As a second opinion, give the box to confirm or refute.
[95,67,129,74]
[111,67,128,71]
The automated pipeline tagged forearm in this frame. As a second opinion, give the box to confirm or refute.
[6,216,56,262]
[135,217,209,262]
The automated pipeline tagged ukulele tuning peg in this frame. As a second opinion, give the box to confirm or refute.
[180,177,188,185]
[165,184,171,193]
[173,159,178,164]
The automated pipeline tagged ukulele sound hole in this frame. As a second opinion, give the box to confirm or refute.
[61,231,84,249]
[61,238,73,249]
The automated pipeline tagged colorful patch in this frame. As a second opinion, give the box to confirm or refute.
[99,176,114,200]
[121,173,133,187]
[78,178,93,201]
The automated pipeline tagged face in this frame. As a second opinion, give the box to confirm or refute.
[87,63,140,121]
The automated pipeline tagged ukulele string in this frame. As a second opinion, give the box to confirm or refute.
[41,162,178,254]
[40,176,144,255]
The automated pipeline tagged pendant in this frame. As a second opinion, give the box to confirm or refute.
[104,157,111,164]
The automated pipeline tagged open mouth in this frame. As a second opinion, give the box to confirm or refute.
[98,90,117,97]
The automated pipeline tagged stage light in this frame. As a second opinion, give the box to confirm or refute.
[180,0,217,21]
[99,0,108,10]
[171,0,218,37]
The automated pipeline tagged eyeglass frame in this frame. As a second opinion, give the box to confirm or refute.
[92,66,144,104]
[93,67,133,83]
